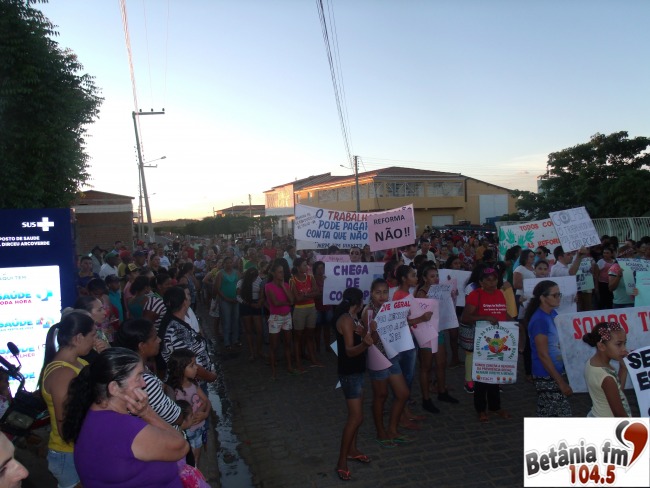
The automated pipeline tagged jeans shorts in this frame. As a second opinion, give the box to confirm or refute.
[47,449,80,488]
[186,424,207,449]
[368,355,402,381]
[339,373,364,400]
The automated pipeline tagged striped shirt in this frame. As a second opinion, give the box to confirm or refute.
[143,368,180,425]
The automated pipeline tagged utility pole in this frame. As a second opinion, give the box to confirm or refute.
[132,109,165,243]
[354,155,361,212]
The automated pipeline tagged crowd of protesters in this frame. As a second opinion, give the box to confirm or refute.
[53,227,650,484]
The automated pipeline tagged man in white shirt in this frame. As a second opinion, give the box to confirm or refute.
[550,246,587,277]
[99,251,119,280]
[418,239,436,261]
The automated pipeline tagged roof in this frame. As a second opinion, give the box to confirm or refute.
[76,190,135,200]
[264,173,332,193]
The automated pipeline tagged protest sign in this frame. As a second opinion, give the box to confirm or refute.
[617,258,650,296]
[497,218,560,261]
[367,345,392,371]
[367,205,416,251]
[438,269,470,307]
[623,345,650,417]
[323,262,384,305]
[554,307,650,393]
[548,207,600,252]
[426,284,459,330]
[294,204,368,249]
[374,299,415,358]
[576,271,595,292]
[314,253,350,263]
[635,271,650,307]
[409,298,439,352]
[471,321,519,384]
[524,276,577,315]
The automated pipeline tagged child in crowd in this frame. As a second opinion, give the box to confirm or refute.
[175,400,210,488]
[583,322,631,417]
[167,349,211,465]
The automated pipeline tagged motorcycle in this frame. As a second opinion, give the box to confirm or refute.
[0,342,49,442]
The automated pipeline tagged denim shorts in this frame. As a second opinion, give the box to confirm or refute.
[368,355,402,381]
[47,449,79,488]
[339,373,364,399]
[186,423,207,449]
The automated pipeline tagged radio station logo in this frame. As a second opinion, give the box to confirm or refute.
[524,418,650,487]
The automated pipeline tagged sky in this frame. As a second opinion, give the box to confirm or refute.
[38,0,650,222]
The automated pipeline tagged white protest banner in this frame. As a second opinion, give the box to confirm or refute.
[297,240,361,251]
[438,269,470,307]
[323,262,384,305]
[374,298,415,358]
[367,205,416,252]
[294,204,368,249]
[524,276,577,315]
[548,207,600,252]
[426,284,459,330]
[623,346,650,417]
[635,271,650,307]
[617,258,650,296]
[409,298,439,352]
[554,307,650,393]
[471,321,519,384]
[497,219,560,261]
[314,253,350,263]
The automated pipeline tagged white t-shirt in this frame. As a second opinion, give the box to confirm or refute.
[550,260,569,277]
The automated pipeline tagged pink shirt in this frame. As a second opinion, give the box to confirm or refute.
[265,281,291,315]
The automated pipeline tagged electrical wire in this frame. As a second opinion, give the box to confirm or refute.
[142,0,154,107]
[316,0,354,167]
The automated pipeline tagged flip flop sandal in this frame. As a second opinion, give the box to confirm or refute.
[347,454,371,464]
[391,435,414,444]
[375,439,397,449]
[336,469,351,481]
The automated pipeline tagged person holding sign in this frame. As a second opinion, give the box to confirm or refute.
[583,322,631,417]
[414,264,458,410]
[334,287,374,482]
[460,268,511,422]
[361,279,411,447]
[523,280,572,417]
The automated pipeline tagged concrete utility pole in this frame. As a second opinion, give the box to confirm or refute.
[132,109,165,243]
[354,155,361,212]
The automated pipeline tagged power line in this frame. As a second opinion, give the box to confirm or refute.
[142,0,154,107]
[316,0,354,167]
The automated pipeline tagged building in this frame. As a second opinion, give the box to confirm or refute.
[266,166,516,235]
[264,173,333,236]
[214,204,265,218]
[73,190,135,256]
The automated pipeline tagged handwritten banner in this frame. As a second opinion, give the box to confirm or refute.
[471,321,519,384]
[554,307,650,393]
[635,271,650,307]
[438,269,470,307]
[294,204,368,249]
[426,284,459,330]
[623,345,650,417]
[523,275,577,315]
[367,205,416,251]
[374,299,415,359]
[322,262,384,305]
[497,218,560,261]
[409,298,439,352]
[549,207,600,252]
[313,253,350,263]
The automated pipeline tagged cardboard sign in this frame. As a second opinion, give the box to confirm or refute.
[409,298,439,352]
[294,204,368,249]
[426,284,459,330]
[374,299,415,358]
[554,307,650,393]
[635,271,650,307]
[548,207,600,252]
[367,205,416,252]
[497,218,560,261]
[322,262,385,305]
[438,269,471,307]
[623,345,650,417]
[471,321,519,384]
[617,258,650,296]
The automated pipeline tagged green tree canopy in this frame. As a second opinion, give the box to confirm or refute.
[0,0,102,208]
[513,132,650,219]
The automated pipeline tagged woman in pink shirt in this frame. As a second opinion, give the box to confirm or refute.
[263,261,295,378]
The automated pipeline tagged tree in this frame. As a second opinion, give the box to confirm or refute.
[0,0,102,208]
[512,132,650,219]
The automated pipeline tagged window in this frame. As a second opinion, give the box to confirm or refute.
[358,184,368,199]
[319,189,337,202]
[427,181,464,197]
[266,193,278,208]
[338,186,351,201]
[369,182,384,198]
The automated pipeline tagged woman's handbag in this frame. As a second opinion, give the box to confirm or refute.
[458,323,475,352]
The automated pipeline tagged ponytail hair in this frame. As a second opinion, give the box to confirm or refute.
[40,311,95,387]
[582,322,624,347]
[522,280,558,327]
[333,287,364,324]
[62,348,141,443]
